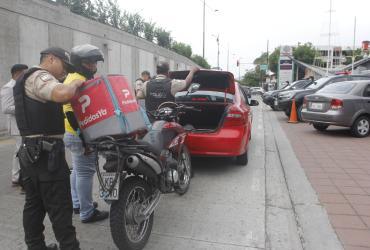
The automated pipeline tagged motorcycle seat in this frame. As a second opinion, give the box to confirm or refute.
[140,130,164,156]
[140,129,176,156]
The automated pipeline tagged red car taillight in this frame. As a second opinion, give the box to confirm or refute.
[224,106,246,127]
[330,99,343,110]
[303,97,307,109]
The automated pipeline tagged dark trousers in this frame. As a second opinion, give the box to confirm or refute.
[23,176,80,250]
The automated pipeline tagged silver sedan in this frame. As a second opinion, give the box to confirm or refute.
[301,80,370,137]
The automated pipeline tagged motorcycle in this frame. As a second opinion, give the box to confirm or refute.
[92,102,199,250]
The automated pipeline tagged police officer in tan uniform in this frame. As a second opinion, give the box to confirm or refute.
[14,47,83,250]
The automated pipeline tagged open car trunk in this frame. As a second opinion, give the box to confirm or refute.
[178,102,230,131]
[171,69,236,132]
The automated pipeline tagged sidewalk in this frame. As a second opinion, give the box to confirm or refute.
[276,110,370,250]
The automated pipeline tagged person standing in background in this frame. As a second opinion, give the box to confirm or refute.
[1,64,28,187]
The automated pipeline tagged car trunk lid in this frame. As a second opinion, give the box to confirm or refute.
[169,70,236,95]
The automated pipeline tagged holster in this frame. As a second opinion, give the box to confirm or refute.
[19,137,64,173]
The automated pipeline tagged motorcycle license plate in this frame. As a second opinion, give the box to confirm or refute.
[99,173,120,200]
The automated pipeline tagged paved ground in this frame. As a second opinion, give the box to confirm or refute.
[0,102,342,250]
[276,109,370,250]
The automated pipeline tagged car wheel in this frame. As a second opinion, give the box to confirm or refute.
[297,104,303,122]
[284,109,290,117]
[313,123,329,131]
[351,116,370,138]
[235,151,248,166]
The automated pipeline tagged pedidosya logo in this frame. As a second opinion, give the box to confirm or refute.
[78,94,108,127]
[79,95,91,114]
[79,109,108,127]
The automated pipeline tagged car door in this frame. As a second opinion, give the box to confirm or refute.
[362,84,370,112]
[238,85,252,129]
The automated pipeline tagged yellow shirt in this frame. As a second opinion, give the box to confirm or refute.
[63,72,86,135]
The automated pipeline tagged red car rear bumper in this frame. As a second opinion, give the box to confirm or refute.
[185,126,248,157]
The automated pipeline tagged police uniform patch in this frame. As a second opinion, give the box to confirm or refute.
[40,73,52,82]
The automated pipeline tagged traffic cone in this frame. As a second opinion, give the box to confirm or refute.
[288,99,298,123]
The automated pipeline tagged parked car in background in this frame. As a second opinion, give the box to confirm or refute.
[277,74,370,121]
[263,79,311,110]
[170,70,259,165]
[241,85,252,98]
[302,80,370,137]
[251,87,264,95]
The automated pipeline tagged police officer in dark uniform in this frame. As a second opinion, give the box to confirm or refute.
[136,62,199,117]
[14,47,83,250]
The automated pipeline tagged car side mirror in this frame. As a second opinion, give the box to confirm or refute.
[188,83,200,93]
[249,100,259,106]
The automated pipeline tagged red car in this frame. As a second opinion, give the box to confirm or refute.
[170,70,259,165]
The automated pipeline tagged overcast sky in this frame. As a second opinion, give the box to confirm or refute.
[117,0,370,77]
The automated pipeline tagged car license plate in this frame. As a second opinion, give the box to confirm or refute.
[310,102,323,110]
[274,99,278,106]
[99,173,120,200]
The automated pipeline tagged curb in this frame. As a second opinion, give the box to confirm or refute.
[267,110,343,250]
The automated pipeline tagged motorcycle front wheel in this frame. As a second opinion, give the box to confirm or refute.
[110,177,154,250]
[174,145,192,195]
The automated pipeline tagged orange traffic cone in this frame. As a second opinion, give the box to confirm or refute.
[288,99,298,123]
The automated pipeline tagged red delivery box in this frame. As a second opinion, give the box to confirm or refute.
[71,75,148,142]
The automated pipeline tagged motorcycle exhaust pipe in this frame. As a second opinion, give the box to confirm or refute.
[126,155,159,181]
[126,155,140,169]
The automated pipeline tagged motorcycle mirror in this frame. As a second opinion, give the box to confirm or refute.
[188,83,200,94]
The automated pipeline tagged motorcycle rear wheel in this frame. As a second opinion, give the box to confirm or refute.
[110,177,154,250]
[174,145,192,195]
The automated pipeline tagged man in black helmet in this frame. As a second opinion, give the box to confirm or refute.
[136,62,199,116]
[63,44,109,223]
[14,47,82,250]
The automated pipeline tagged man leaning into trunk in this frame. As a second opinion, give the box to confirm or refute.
[136,62,199,119]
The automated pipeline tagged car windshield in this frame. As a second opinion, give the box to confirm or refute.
[318,82,356,94]
[306,77,331,90]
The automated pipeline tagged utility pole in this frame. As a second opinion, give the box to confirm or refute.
[352,16,357,73]
[202,0,205,58]
[326,0,333,75]
[227,43,230,71]
[217,35,220,69]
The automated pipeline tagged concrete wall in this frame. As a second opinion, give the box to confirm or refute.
[0,0,197,133]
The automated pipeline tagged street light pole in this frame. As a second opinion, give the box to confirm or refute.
[202,0,205,58]
[217,35,220,69]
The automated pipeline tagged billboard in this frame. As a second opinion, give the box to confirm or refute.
[278,45,293,88]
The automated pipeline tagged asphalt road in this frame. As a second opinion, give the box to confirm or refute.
[0,101,342,250]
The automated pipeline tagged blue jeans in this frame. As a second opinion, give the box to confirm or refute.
[63,132,96,220]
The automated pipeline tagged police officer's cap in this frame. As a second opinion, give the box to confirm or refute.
[41,47,75,73]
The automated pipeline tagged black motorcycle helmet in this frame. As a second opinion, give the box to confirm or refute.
[70,44,104,79]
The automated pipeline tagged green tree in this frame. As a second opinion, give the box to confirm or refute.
[171,42,192,58]
[155,28,172,48]
[125,13,144,36]
[268,47,280,74]
[343,48,363,65]
[242,69,260,87]
[95,0,109,24]
[143,21,156,42]
[293,42,316,64]
[107,0,122,29]
[191,55,210,69]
